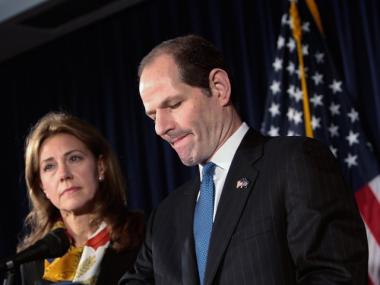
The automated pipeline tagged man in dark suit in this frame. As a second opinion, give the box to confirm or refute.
[119,35,368,285]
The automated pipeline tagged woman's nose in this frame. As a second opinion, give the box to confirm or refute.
[59,163,73,181]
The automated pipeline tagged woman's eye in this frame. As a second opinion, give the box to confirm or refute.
[69,155,83,162]
[43,164,55,172]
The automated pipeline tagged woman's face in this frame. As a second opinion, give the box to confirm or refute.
[38,133,104,215]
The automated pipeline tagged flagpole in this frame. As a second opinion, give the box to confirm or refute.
[290,0,314,138]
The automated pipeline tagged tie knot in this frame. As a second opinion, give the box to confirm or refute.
[202,162,216,178]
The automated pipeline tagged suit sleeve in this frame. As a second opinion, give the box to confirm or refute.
[118,210,156,285]
[285,138,368,284]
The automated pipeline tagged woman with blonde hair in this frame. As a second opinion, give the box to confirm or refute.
[19,112,144,285]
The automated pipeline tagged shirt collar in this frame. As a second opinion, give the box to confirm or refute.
[199,122,249,178]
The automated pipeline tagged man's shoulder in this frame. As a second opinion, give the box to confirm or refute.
[264,135,328,150]
[262,135,335,167]
[241,128,325,151]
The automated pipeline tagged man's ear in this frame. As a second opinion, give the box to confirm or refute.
[208,68,232,106]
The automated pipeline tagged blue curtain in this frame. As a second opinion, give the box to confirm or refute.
[0,0,379,265]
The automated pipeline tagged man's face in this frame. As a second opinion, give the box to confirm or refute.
[139,54,224,166]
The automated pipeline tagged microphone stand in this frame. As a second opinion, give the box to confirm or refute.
[2,268,15,285]
[1,259,16,285]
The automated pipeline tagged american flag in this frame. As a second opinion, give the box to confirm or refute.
[261,0,380,284]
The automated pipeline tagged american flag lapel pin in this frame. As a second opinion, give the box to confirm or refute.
[236,177,250,190]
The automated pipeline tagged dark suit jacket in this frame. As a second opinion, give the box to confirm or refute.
[120,130,368,285]
[20,246,139,285]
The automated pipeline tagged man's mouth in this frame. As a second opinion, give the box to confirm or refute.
[170,134,189,146]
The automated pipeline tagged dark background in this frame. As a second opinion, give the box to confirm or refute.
[0,0,379,267]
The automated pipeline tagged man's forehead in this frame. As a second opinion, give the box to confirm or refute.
[142,53,177,75]
[139,76,173,97]
[139,56,180,96]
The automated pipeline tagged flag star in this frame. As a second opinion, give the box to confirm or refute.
[329,102,341,116]
[287,130,300,136]
[311,116,321,130]
[272,57,283,71]
[344,153,358,168]
[329,146,338,157]
[310,93,323,107]
[328,123,339,137]
[314,51,325,63]
[287,62,296,75]
[289,87,303,102]
[287,107,295,121]
[312,72,323,85]
[346,130,359,146]
[293,110,303,125]
[277,36,285,49]
[270,80,281,94]
[329,80,343,93]
[281,14,289,26]
[297,66,308,79]
[302,21,310,32]
[366,142,374,152]
[269,103,281,117]
[287,130,295,136]
[302,44,309,56]
[347,108,359,123]
[287,38,296,52]
[287,85,295,97]
[268,126,280,136]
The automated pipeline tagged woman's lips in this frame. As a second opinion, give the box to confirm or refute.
[60,186,80,197]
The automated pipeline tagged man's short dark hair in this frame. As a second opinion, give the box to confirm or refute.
[138,34,228,95]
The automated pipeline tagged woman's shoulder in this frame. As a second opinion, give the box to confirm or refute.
[124,210,145,241]
[110,210,145,251]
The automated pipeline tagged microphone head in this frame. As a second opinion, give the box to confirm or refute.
[41,228,71,258]
[0,228,71,272]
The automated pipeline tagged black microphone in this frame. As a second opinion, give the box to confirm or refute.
[0,228,70,272]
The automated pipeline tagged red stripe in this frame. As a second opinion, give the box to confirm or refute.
[368,276,374,285]
[86,227,110,250]
[355,184,380,246]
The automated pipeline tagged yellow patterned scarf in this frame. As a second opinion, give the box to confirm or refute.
[43,222,110,285]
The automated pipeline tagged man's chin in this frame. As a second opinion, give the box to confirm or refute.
[179,158,196,166]
[177,154,198,166]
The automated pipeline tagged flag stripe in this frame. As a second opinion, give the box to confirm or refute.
[365,223,380,285]
[355,179,380,246]
[369,175,380,203]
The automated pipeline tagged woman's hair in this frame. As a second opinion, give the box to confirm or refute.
[18,112,143,252]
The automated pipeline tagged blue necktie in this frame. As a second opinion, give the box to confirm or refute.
[193,162,216,285]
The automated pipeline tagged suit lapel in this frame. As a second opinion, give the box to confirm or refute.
[179,175,201,285]
[204,130,266,285]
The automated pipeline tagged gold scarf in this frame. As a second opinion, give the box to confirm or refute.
[42,221,110,284]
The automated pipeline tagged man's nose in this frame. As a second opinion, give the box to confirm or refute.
[155,109,174,136]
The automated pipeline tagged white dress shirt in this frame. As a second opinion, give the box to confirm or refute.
[199,122,249,220]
